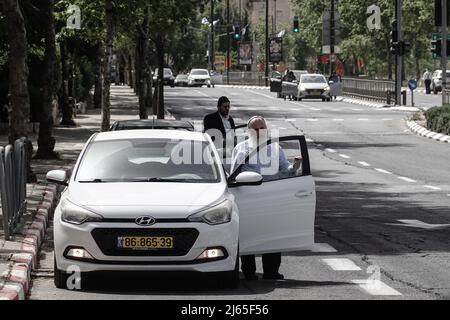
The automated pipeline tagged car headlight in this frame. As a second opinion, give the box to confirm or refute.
[61,199,103,225]
[324,86,330,92]
[206,79,211,84]
[188,200,232,225]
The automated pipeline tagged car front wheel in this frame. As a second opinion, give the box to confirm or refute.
[54,257,69,289]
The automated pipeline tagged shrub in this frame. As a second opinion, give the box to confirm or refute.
[425,105,450,135]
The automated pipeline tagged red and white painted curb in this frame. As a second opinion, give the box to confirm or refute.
[0,170,67,300]
[406,120,450,143]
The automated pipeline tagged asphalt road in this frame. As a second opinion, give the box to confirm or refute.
[29,86,450,300]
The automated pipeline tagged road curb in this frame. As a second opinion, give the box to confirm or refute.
[336,97,389,109]
[406,120,450,143]
[0,169,68,300]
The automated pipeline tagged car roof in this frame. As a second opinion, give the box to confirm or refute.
[111,119,194,130]
[94,129,207,142]
[301,73,325,77]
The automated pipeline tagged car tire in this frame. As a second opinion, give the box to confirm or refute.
[54,257,69,289]
[298,98,302,101]
[207,85,211,88]
[216,251,239,289]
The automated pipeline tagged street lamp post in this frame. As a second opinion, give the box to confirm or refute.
[227,0,230,85]
[210,0,215,71]
[265,0,269,86]
[442,0,448,106]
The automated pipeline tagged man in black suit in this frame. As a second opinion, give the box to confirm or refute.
[203,96,236,151]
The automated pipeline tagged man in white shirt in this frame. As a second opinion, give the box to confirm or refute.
[422,69,432,94]
[230,116,301,280]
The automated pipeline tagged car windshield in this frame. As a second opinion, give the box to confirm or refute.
[176,75,188,79]
[302,76,327,84]
[190,70,209,75]
[76,138,221,183]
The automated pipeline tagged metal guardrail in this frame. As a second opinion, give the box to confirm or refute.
[341,77,396,104]
[1,138,28,240]
[222,72,267,86]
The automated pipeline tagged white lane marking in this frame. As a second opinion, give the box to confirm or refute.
[352,280,402,296]
[388,220,450,230]
[323,258,362,271]
[250,91,279,101]
[424,185,441,191]
[375,168,392,175]
[339,154,351,159]
[352,109,362,111]
[307,119,319,122]
[183,107,193,110]
[286,118,297,122]
[358,161,371,167]
[309,107,321,111]
[195,90,209,98]
[382,118,393,121]
[279,127,287,130]
[398,177,417,183]
[307,243,338,253]
[358,118,369,121]
[326,148,337,153]
[306,138,314,143]
[316,144,324,147]
[332,119,345,121]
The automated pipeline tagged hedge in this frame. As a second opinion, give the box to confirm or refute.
[425,105,450,135]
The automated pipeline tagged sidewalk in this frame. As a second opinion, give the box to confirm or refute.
[0,85,168,299]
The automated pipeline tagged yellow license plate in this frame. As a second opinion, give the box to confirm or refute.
[117,236,174,249]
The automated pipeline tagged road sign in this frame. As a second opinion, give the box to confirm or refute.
[408,79,417,91]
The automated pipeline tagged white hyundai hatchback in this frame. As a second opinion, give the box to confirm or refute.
[47,130,316,289]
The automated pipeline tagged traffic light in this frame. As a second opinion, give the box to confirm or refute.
[390,20,398,55]
[293,16,300,33]
[234,26,241,41]
[431,39,441,56]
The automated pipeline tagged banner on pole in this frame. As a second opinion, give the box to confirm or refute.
[238,42,253,65]
[269,37,283,63]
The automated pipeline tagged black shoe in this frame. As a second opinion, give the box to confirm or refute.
[244,274,259,281]
[263,273,284,280]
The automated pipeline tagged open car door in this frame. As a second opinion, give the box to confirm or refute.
[229,136,316,255]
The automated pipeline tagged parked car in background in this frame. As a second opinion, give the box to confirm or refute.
[431,70,450,94]
[174,74,189,87]
[297,74,331,101]
[110,119,194,131]
[188,69,212,87]
[153,68,175,87]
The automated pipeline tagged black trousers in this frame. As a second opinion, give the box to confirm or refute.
[425,79,431,94]
[241,253,281,276]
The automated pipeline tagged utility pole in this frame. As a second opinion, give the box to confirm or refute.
[329,0,335,77]
[274,0,277,33]
[210,0,215,71]
[265,0,269,86]
[396,0,402,105]
[227,0,230,85]
[442,0,448,105]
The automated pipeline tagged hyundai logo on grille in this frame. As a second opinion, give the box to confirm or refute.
[135,216,156,226]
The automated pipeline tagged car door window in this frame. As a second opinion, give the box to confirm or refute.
[229,136,315,255]
[229,136,311,183]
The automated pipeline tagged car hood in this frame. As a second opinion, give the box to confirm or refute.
[66,182,227,219]
[300,83,329,90]
[189,75,211,80]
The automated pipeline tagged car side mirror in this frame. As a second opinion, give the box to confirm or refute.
[228,172,263,188]
[46,170,68,186]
